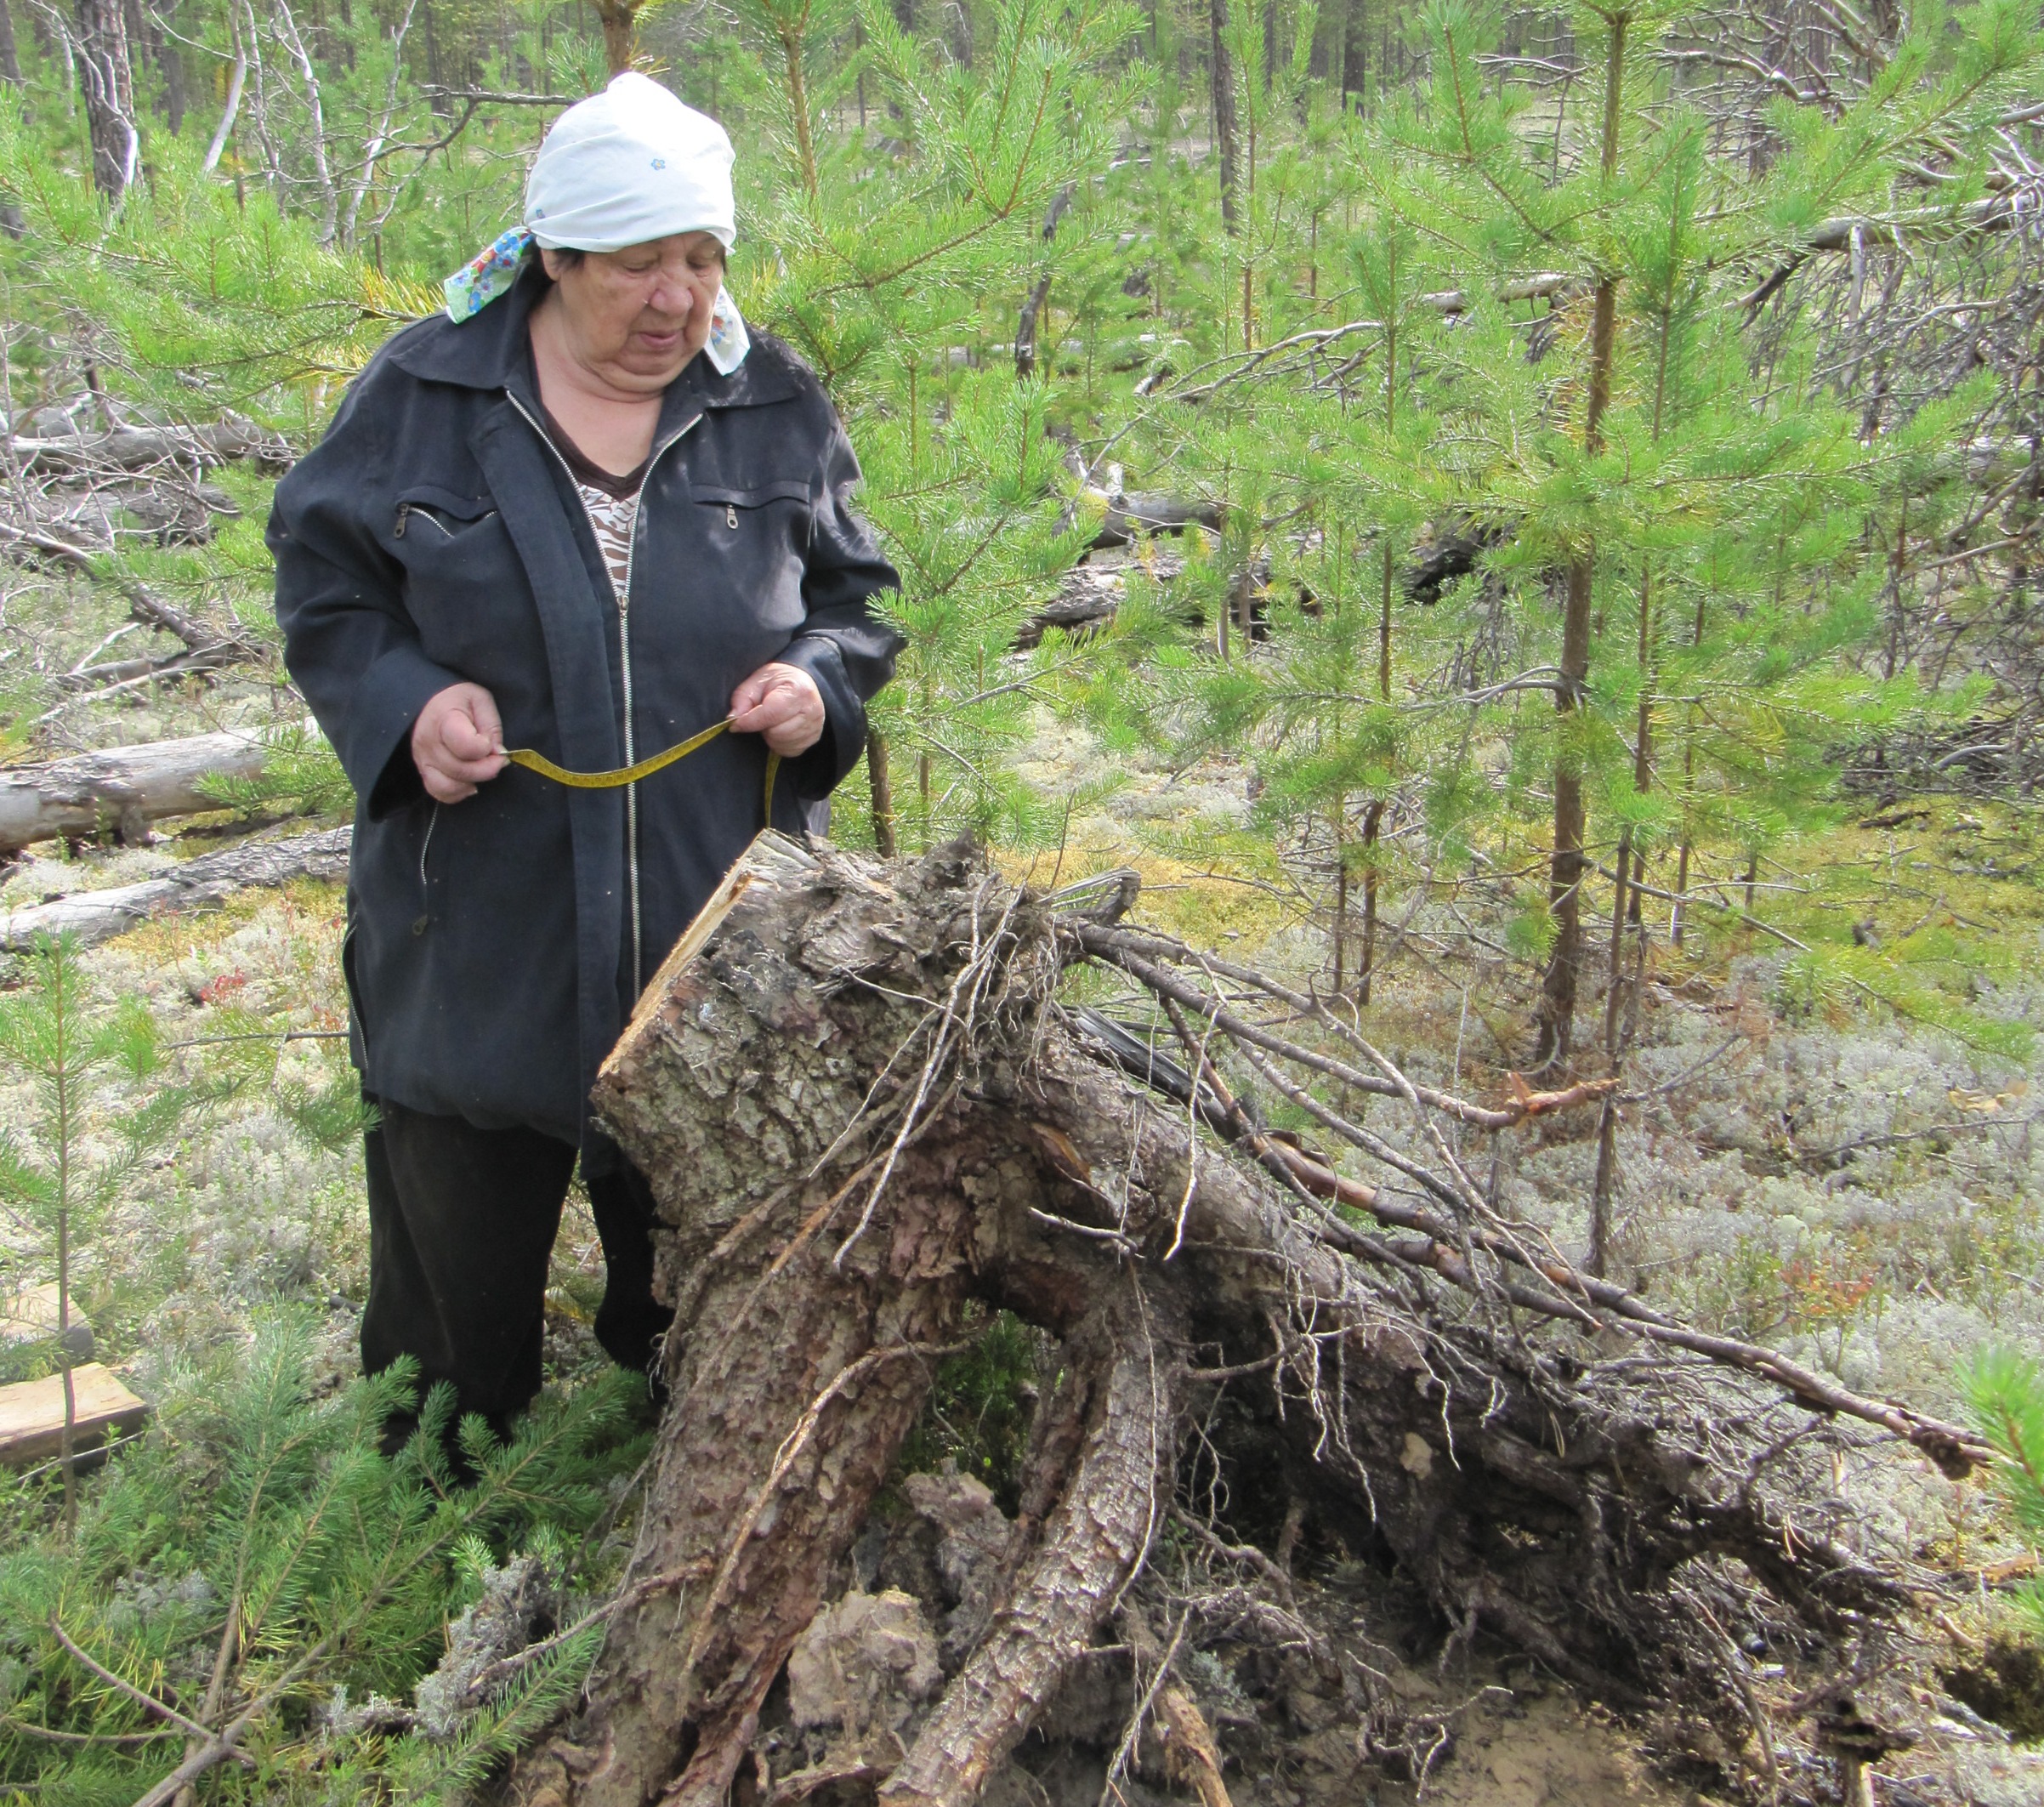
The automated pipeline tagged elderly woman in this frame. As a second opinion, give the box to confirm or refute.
[270,75,901,1441]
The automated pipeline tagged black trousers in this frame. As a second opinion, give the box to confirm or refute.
[361,1098,669,1435]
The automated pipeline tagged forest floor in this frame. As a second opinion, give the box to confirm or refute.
[3,581,2044,1800]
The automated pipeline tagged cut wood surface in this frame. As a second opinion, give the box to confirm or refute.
[0,730,269,853]
[0,1363,149,1467]
[0,825,350,949]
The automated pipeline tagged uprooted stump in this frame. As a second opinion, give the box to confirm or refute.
[506,834,1984,1807]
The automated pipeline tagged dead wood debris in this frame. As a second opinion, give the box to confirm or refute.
[0,823,349,950]
[0,396,283,713]
[0,730,271,855]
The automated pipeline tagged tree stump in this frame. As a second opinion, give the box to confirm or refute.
[508,833,1960,1807]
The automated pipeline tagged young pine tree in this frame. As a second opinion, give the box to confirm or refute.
[0,933,202,1529]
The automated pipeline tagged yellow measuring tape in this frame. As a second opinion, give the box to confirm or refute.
[502,716,781,822]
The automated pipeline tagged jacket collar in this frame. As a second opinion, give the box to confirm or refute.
[388,257,798,412]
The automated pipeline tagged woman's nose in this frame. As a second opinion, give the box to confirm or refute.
[648,274,697,318]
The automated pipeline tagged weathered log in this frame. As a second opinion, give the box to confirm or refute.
[0,730,267,853]
[0,825,349,949]
[6,413,290,475]
[1026,502,1493,651]
[1082,489,1222,550]
[508,832,1945,1807]
[1015,565,1132,650]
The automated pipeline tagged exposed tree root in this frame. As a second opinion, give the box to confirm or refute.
[502,833,1969,1807]
[879,1286,1183,1807]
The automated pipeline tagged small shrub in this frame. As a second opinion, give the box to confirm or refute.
[0,1316,650,1801]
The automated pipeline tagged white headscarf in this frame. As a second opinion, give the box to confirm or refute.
[442,72,749,373]
[526,73,735,253]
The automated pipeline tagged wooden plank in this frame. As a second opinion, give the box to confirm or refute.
[0,1363,150,1468]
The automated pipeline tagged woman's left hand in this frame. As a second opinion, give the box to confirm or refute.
[730,662,826,756]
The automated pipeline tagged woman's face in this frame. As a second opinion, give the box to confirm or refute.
[540,231,726,393]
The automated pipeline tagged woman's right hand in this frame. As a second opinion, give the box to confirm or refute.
[412,682,508,803]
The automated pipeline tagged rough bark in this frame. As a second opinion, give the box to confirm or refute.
[1013,276,1052,380]
[593,0,636,76]
[0,825,349,949]
[0,731,268,853]
[502,832,1960,1807]
[73,0,137,202]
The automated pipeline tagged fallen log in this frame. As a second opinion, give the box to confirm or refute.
[6,413,290,476]
[0,730,268,853]
[507,833,1964,1807]
[0,825,349,949]
[1015,565,1135,650]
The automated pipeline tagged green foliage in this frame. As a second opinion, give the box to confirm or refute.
[0,930,366,1330]
[1964,1345,2044,1638]
[196,719,355,822]
[894,1306,1046,1514]
[0,1317,650,1802]
[0,933,214,1518]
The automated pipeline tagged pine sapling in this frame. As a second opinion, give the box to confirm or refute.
[0,931,202,1531]
[1963,1345,2044,1639]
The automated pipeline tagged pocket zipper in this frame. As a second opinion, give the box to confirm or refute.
[395,501,492,539]
[412,803,439,935]
[726,503,738,529]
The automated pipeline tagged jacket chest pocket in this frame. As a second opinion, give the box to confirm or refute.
[394,483,499,543]
[390,484,540,679]
[689,480,812,631]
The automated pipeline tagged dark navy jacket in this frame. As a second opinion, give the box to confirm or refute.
[269,263,901,1156]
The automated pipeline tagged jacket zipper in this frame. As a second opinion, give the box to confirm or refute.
[507,393,701,995]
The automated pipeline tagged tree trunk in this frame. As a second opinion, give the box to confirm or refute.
[505,832,1970,1807]
[0,0,23,88]
[593,0,636,77]
[1358,531,1394,1006]
[1534,553,1594,1066]
[866,729,899,857]
[1209,0,1239,231]
[1014,276,1051,378]
[1535,13,1627,1069]
[74,0,137,202]
[1357,798,1382,1003]
[161,29,185,134]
